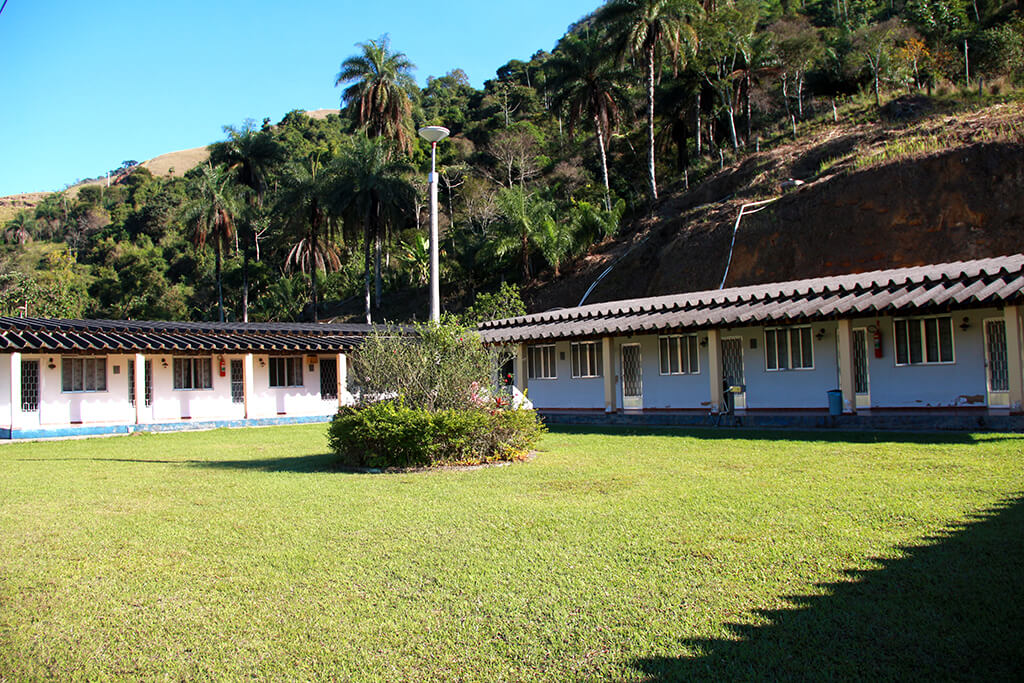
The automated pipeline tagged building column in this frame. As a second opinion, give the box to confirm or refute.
[10,352,21,432]
[837,319,856,414]
[707,330,723,413]
[243,353,255,419]
[134,353,145,424]
[602,336,616,413]
[1005,305,1024,413]
[514,343,528,397]
[337,352,347,407]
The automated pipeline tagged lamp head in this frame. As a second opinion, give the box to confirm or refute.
[418,126,450,144]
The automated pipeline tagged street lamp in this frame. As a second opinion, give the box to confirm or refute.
[418,125,449,323]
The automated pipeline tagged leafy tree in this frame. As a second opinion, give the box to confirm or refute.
[4,211,35,245]
[852,18,911,106]
[768,15,824,119]
[335,35,418,155]
[548,32,629,211]
[489,186,555,280]
[598,0,702,202]
[396,232,430,286]
[461,282,526,324]
[335,134,415,322]
[179,165,241,321]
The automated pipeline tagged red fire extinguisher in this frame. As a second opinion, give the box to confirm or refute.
[218,356,226,377]
[871,324,883,358]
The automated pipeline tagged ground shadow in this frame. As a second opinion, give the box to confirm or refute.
[192,452,351,473]
[546,424,1019,446]
[632,495,1024,681]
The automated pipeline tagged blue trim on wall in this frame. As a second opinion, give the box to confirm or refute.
[3,414,336,440]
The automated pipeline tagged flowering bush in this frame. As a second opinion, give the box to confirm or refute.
[330,317,544,468]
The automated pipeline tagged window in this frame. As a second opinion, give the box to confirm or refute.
[571,342,602,378]
[765,327,813,370]
[62,357,107,392]
[659,334,699,375]
[21,360,39,411]
[269,357,304,387]
[173,357,213,390]
[894,317,953,365]
[527,345,557,379]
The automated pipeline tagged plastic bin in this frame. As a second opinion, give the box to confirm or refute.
[827,389,843,416]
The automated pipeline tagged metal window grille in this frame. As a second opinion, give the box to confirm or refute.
[21,360,39,412]
[144,360,153,407]
[622,345,642,398]
[853,329,869,395]
[128,360,135,406]
[231,359,245,404]
[320,358,338,400]
[986,320,1009,392]
[721,338,745,387]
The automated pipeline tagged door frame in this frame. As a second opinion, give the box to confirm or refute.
[621,343,643,410]
[984,317,1010,408]
[721,336,746,410]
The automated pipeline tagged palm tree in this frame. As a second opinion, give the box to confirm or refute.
[335,134,414,323]
[335,35,418,155]
[4,211,35,245]
[548,32,628,212]
[180,165,240,322]
[598,0,701,202]
[488,186,555,281]
[209,122,284,321]
[273,157,343,322]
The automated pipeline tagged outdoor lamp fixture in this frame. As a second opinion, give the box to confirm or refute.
[815,328,827,341]
[418,125,450,323]
[47,357,55,369]
[700,337,709,347]
[960,317,971,331]
[161,358,168,368]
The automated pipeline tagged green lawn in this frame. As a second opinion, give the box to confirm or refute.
[1,425,1022,681]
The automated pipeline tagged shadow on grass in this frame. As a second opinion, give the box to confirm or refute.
[191,452,349,473]
[632,495,1024,681]
[547,424,1020,446]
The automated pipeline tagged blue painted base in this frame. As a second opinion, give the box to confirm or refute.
[1,415,335,440]
[540,410,1024,432]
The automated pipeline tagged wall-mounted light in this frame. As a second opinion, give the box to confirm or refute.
[959,317,971,331]
[161,358,168,368]
[815,328,827,341]
[700,337,708,347]
[259,358,266,368]
[47,357,55,369]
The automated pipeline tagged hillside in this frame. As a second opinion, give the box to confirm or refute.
[524,99,1024,312]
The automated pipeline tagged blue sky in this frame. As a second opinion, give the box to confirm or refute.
[0,0,600,197]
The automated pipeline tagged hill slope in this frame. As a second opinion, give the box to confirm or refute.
[525,100,1024,312]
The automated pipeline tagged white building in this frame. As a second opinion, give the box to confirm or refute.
[0,319,371,439]
[479,254,1024,425]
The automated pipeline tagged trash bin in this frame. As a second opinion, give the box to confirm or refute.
[827,389,843,416]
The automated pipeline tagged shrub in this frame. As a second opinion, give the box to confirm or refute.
[327,401,544,468]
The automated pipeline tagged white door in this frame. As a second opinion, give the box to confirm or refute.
[621,344,643,410]
[853,328,871,409]
[984,319,1010,408]
[721,337,746,410]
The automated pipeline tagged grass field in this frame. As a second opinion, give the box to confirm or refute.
[1,425,1022,681]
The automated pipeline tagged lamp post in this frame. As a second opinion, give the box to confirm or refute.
[418,125,449,323]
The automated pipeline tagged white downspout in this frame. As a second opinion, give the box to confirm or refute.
[719,197,779,290]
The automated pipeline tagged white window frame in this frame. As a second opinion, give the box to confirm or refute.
[571,341,602,378]
[659,334,700,375]
[893,316,955,366]
[527,344,557,380]
[61,357,108,393]
[269,357,304,387]
[173,357,213,390]
[764,326,814,371]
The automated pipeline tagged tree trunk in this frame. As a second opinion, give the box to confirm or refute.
[726,97,738,150]
[241,242,249,322]
[521,230,530,281]
[215,245,225,322]
[646,48,658,202]
[594,111,612,212]
[797,72,805,119]
[363,223,372,324]
[744,73,752,146]
[694,90,702,157]
[374,229,383,317]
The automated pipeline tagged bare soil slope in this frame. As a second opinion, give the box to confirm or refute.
[526,100,1024,312]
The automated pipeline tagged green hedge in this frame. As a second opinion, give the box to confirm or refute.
[327,401,545,468]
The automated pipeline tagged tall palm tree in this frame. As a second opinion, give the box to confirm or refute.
[548,32,628,212]
[598,0,701,202]
[335,35,418,155]
[488,186,555,281]
[335,134,414,323]
[180,165,240,322]
[209,122,284,321]
[3,211,34,245]
[273,157,342,322]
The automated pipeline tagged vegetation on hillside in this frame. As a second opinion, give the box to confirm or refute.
[2,0,1021,322]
